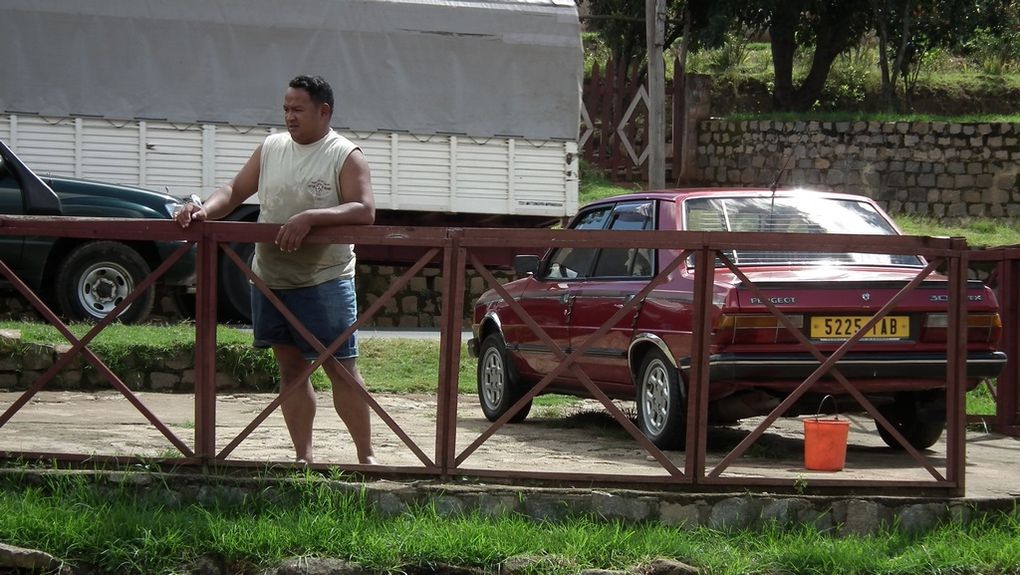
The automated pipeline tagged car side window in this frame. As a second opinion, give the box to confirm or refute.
[0,166,24,215]
[543,206,612,279]
[592,201,655,279]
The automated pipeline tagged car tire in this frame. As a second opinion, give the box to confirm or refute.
[636,349,687,450]
[477,333,532,423]
[875,391,946,450]
[218,241,254,324]
[55,241,155,324]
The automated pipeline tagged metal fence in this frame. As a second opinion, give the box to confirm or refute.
[1,217,1017,496]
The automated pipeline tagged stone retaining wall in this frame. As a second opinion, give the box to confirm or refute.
[696,120,1020,220]
[4,469,1017,537]
[0,328,259,393]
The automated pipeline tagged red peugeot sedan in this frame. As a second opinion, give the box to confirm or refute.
[469,189,1006,450]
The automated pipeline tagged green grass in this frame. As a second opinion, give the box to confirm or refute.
[724,111,1020,123]
[0,321,477,394]
[0,472,1018,574]
[682,37,1020,99]
[967,381,999,416]
[896,215,1020,247]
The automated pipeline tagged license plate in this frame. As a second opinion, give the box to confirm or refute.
[809,316,910,340]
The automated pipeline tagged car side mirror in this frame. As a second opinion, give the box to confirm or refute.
[513,255,540,276]
[0,139,62,215]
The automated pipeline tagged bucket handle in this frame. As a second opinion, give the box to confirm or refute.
[812,394,841,421]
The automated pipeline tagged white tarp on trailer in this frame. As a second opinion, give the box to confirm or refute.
[0,0,582,141]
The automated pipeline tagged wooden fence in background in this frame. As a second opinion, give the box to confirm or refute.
[581,58,688,183]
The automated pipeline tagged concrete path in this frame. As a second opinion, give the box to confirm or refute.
[1,390,1018,499]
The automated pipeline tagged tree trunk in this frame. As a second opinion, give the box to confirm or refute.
[769,2,802,110]
[779,3,867,111]
[871,0,896,110]
[891,0,913,109]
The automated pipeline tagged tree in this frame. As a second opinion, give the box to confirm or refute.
[583,0,729,79]
[869,0,1018,110]
[733,0,874,111]
[586,0,877,111]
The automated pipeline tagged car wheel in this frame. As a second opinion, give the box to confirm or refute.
[477,333,532,423]
[636,349,686,450]
[55,241,155,324]
[218,242,254,323]
[875,391,946,450]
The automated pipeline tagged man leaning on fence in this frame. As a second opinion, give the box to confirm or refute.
[174,75,378,465]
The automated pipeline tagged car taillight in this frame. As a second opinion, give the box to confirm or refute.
[922,312,1001,344]
[716,314,804,345]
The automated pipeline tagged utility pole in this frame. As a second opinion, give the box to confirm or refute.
[646,0,666,189]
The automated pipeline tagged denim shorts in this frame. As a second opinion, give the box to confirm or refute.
[252,277,359,360]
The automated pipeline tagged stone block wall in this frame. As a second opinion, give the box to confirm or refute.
[696,120,1020,220]
[355,264,517,329]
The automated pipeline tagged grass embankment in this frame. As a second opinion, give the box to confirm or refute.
[0,317,1001,420]
[0,321,580,409]
[1,472,1018,575]
[0,321,473,393]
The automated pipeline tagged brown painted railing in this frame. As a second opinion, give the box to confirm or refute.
[971,247,1020,437]
[0,216,1016,496]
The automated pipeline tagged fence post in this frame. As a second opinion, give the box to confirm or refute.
[436,229,467,476]
[193,227,218,463]
[676,74,712,184]
[946,239,968,496]
[997,256,1020,434]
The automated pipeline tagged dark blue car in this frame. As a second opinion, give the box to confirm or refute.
[0,140,195,324]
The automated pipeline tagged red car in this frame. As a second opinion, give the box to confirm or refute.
[469,189,1006,450]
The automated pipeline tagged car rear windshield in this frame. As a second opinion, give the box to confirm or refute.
[684,195,923,267]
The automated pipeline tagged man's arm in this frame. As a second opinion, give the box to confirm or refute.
[175,144,262,228]
[274,149,375,252]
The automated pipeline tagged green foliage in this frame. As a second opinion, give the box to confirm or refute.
[584,0,726,69]
[707,31,751,73]
[966,26,1020,74]
[816,49,873,110]
[583,0,1019,112]
[967,380,998,416]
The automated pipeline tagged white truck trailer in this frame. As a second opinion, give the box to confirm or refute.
[1,0,582,317]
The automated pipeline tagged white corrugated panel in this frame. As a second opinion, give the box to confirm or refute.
[513,141,570,216]
[213,125,274,187]
[455,137,511,214]
[345,131,393,209]
[144,122,204,196]
[11,116,76,177]
[395,134,451,212]
[2,112,577,220]
[80,118,141,186]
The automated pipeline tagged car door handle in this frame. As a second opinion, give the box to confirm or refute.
[613,294,636,308]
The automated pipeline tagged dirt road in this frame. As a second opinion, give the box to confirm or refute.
[1,390,1018,498]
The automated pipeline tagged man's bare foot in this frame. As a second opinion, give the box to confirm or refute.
[360,455,379,465]
[295,457,313,466]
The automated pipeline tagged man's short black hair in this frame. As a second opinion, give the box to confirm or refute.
[289,75,334,115]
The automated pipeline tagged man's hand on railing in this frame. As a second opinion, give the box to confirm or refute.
[174,194,206,228]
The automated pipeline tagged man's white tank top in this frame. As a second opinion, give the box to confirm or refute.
[253,130,359,289]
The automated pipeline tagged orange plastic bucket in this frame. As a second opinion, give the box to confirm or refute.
[803,417,850,471]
